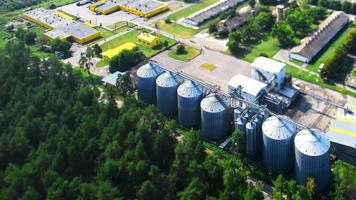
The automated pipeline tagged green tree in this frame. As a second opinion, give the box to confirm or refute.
[92,44,102,58]
[248,0,256,8]
[24,32,37,45]
[109,47,145,73]
[272,22,295,47]
[306,177,317,200]
[116,72,135,96]
[176,44,187,55]
[137,180,158,200]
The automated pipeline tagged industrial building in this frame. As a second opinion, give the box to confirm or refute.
[289,11,349,63]
[23,8,100,44]
[184,0,244,27]
[90,0,169,17]
[135,60,335,189]
[137,33,160,48]
[228,74,267,103]
[101,42,136,61]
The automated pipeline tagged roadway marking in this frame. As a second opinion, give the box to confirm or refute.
[336,117,356,124]
[329,127,356,137]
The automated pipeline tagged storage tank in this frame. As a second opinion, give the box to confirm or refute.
[156,71,180,115]
[294,129,330,190]
[137,63,163,104]
[252,114,264,156]
[233,107,243,122]
[243,110,254,121]
[262,116,296,173]
[246,121,257,156]
[200,94,230,141]
[177,80,204,127]
[235,117,247,133]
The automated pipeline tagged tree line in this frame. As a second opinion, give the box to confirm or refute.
[310,0,356,15]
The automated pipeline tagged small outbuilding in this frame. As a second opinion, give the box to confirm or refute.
[137,33,160,48]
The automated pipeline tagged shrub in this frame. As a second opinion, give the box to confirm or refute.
[176,44,187,55]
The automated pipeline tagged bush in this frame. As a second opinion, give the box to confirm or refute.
[208,24,217,34]
[165,18,172,24]
[25,32,37,45]
[109,47,146,73]
[176,44,187,55]
[49,4,56,9]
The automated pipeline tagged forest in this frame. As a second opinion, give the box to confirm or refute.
[0,40,265,199]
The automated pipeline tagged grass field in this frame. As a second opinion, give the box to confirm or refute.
[96,59,109,67]
[157,20,198,39]
[167,0,219,20]
[241,36,281,62]
[168,46,200,61]
[100,31,176,57]
[286,65,356,97]
[307,23,356,72]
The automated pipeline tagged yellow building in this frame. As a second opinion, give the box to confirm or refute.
[101,42,137,61]
[117,0,169,17]
[23,8,100,44]
[96,2,120,15]
[89,1,107,12]
[137,33,160,48]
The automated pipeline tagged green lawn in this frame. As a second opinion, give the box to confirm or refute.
[157,20,198,39]
[286,65,356,97]
[353,70,356,77]
[96,59,108,67]
[307,23,356,72]
[100,31,177,57]
[168,46,200,61]
[241,36,281,62]
[167,0,219,20]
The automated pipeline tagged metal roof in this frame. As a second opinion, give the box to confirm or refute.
[156,71,180,87]
[137,63,163,78]
[295,129,330,156]
[200,94,227,113]
[101,71,123,86]
[251,57,285,74]
[262,116,296,140]
[177,80,203,98]
[228,74,267,96]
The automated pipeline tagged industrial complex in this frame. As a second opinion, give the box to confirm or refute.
[16,0,356,195]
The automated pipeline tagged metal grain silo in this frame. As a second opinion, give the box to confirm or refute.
[253,114,264,156]
[137,63,163,104]
[262,116,296,173]
[233,107,243,122]
[200,94,229,141]
[235,117,247,133]
[156,71,180,116]
[246,121,257,157]
[177,80,204,127]
[294,129,330,190]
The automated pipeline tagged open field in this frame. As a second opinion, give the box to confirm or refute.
[307,23,356,72]
[286,65,356,97]
[157,20,198,39]
[242,36,280,62]
[168,46,200,61]
[100,30,176,57]
[167,0,219,20]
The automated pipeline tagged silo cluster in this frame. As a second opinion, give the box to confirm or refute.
[136,63,332,189]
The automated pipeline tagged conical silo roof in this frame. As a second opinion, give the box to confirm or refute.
[295,129,330,156]
[200,94,227,113]
[177,80,203,98]
[262,116,296,140]
[156,71,179,87]
[137,63,162,78]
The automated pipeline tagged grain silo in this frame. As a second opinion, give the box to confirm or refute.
[235,117,247,133]
[252,114,264,157]
[177,80,204,127]
[262,116,296,173]
[137,63,163,104]
[156,71,181,115]
[246,121,257,157]
[200,94,230,141]
[294,129,331,190]
[233,107,243,122]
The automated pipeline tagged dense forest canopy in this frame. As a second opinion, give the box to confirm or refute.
[0,40,266,199]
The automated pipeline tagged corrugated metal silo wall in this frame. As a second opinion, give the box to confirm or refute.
[156,84,179,115]
[246,122,257,156]
[253,115,263,157]
[201,109,229,141]
[295,148,330,190]
[263,134,294,173]
[138,76,157,104]
[178,93,203,127]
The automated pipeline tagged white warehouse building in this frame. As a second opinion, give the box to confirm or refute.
[228,74,267,102]
[251,57,286,91]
